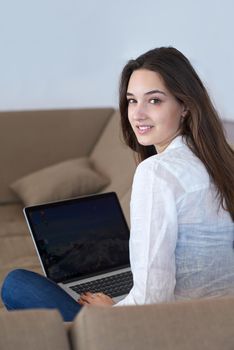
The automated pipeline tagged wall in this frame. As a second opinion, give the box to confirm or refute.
[0,0,233,121]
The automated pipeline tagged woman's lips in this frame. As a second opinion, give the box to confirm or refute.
[136,125,153,135]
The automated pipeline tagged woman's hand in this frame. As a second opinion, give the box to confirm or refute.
[78,292,115,307]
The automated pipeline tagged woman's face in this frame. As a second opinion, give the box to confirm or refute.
[127,69,186,153]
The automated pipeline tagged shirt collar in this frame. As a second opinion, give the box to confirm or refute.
[159,135,187,154]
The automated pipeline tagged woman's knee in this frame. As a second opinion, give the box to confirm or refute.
[1,269,32,307]
[2,268,31,286]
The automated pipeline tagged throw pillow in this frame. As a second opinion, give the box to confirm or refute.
[10,158,109,206]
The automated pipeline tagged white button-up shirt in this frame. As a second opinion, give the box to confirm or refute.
[116,135,234,306]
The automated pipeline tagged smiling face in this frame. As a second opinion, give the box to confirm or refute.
[127,69,186,153]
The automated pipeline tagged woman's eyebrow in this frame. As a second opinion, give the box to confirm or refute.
[126,89,166,96]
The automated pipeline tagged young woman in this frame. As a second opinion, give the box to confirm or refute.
[1,46,234,321]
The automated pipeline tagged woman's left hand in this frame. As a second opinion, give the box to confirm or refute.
[77,292,115,306]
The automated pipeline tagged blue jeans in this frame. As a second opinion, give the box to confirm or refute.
[1,269,82,322]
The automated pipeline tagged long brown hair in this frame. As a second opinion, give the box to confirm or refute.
[119,46,234,221]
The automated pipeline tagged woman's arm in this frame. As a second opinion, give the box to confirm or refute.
[116,159,179,306]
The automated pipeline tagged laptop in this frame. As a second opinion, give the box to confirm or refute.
[23,192,133,303]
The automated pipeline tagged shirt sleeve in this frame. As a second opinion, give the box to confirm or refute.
[115,159,178,307]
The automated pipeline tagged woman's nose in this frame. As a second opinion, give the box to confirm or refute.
[132,104,147,121]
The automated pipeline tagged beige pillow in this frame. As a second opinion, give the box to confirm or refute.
[10,158,110,206]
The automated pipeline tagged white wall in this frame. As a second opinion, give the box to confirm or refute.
[0,0,233,121]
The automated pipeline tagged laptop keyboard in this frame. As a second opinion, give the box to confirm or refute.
[70,271,133,298]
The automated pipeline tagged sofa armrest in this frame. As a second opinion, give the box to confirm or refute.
[0,309,70,350]
[69,297,234,350]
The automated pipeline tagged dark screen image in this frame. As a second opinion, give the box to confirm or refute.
[26,193,130,283]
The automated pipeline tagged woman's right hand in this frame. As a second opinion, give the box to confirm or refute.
[78,291,115,306]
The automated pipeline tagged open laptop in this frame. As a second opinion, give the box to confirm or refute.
[23,192,133,303]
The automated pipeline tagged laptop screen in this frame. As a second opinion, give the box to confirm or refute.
[24,192,130,283]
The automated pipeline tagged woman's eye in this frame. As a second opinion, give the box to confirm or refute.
[127,99,136,104]
[150,98,161,104]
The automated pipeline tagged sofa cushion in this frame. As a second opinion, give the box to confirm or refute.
[0,236,42,282]
[0,309,70,350]
[70,297,234,350]
[10,157,110,206]
[0,204,28,237]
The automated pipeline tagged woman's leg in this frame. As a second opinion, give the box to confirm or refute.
[1,269,82,322]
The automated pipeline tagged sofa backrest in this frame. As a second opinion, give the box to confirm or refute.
[0,108,113,203]
[90,110,137,221]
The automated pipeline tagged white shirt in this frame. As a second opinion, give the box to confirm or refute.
[116,135,234,306]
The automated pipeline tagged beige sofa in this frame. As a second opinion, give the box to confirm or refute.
[1,108,234,349]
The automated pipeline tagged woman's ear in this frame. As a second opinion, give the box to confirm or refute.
[181,104,188,117]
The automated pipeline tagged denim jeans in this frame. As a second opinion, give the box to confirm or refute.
[1,269,82,322]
